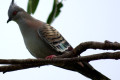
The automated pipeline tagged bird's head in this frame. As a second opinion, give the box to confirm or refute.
[7,0,24,23]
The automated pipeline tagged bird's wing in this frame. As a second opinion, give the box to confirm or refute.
[37,24,73,53]
[37,24,110,80]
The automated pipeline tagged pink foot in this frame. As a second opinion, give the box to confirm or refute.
[45,55,56,59]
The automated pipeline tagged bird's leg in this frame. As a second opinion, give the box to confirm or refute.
[45,55,57,59]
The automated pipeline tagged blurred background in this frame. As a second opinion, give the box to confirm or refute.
[0,0,120,80]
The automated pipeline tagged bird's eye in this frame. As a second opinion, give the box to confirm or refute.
[12,11,18,16]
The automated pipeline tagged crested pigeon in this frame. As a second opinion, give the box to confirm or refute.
[7,0,110,80]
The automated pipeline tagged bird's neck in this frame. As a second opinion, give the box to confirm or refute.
[15,11,35,25]
[15,11,44,38]
[15,12,35,37]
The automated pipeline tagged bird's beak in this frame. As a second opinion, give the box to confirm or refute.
[7,18,12,23]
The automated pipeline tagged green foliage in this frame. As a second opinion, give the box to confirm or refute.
[27,0,63,24]
[27,0,39,14]
[47,0,63,24]
[55,2,63,18]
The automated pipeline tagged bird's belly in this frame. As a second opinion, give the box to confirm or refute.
[24,37,57,58]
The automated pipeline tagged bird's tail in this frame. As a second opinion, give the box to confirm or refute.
[55,62,110,80]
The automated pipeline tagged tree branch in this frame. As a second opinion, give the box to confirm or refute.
[0,40,120,73]
[57,40,120,58]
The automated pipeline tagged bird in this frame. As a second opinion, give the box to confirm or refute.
[7,0,110,80]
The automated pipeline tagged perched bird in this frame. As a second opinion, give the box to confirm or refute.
[7,0,110,80]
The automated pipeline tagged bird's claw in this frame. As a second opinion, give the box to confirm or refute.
[45,55,56,59]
